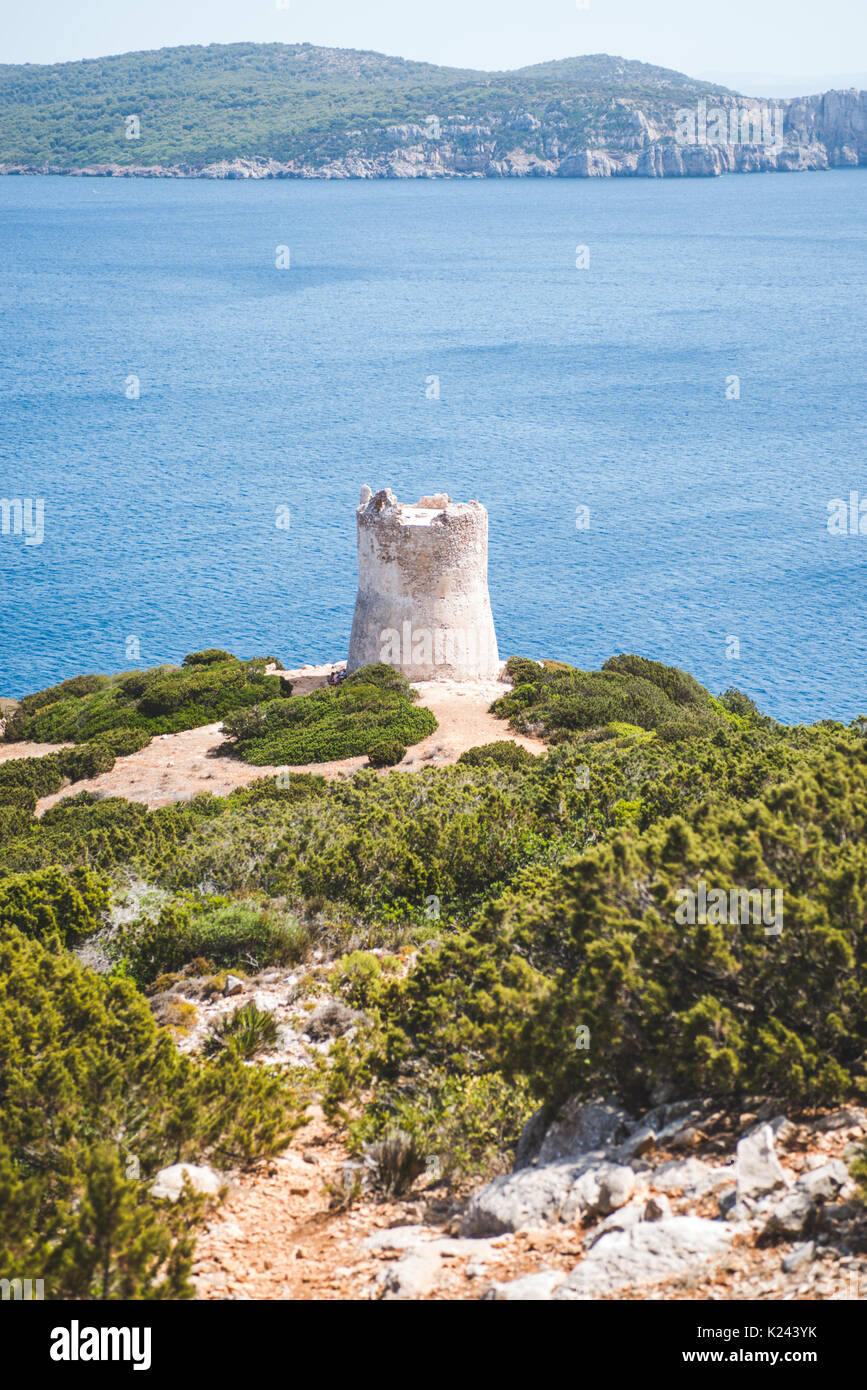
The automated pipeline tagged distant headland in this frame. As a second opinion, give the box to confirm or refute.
[0,44,865,181]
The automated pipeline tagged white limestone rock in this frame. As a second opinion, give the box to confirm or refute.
[482,1269,565,1301]
[150,1163,223,1202]
[553,1217,736,1299]
[735,1123,788,1202]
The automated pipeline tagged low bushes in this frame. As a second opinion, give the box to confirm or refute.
[182,649,236,667]
[4,646,867,1224]
[376,740,867,1112]
[204,1002,279,1060]
[223,664,436,766]
[2,715,854,927]
[0,785,37,814]
[0,740,117,800]
[96,727,154,757]
[491,653,750,744]
[115,900,310,986]
[5,654,283,746]
[0,866,111,947]
[346,1070,537,1187]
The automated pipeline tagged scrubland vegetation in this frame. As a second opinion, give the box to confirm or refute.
[3,649,866,1294]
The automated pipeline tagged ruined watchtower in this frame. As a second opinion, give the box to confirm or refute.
[346,486,500,681]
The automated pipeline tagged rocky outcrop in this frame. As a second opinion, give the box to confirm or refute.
[447,1096,865,1301]
[363,1227,499,1301]
[192,1093,865,1301]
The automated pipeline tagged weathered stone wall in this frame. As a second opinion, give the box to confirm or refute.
[347,487,500,681]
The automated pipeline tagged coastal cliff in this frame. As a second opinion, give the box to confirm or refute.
[1,45,864,180]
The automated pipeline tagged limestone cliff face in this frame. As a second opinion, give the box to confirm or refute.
[347,488,500,683]
[4,89,864,180]
[783,89,867,166]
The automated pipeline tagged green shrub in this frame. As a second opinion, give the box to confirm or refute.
[368,739,406,768]
[0,741,121,801]
[116,901,310,986]
[458,741,541,769]
[349,1071,536,1185]
[0,785,37,814]
[116,669,169,700]
[220,704,271,743]
[343,663,418,696]
[492,653,744,744]
[204,1002,278,1059]
[0,866,111,946]
[96,727,153,757]
[0,752,67,797]
[606,721,652,742]
[8,672,109,727]
[602,653,711,708]
[64,742,117,779]
[656,720,701,743]
[333,950,384,1008]
[224,665,436,766]
[0,806,35,844]
[503,658,546,687]
[719,687,761,720]
[9,655,283,745]
[182,649,235,666]
[379,740,867,1112]
[228,773,328,805]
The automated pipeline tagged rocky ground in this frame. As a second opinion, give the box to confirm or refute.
[146,951,867,1301]
[186,1085,867,1301]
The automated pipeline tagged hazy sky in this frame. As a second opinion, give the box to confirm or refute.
[3,0,866,93]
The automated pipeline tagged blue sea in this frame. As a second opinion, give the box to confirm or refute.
[1,171,866,721]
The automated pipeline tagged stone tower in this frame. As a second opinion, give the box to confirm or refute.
[347,486,500,681]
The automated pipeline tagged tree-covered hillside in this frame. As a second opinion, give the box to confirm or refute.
[0,43,732,169]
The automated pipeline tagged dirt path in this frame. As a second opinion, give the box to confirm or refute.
[191,1109,583,1302]
[20,669,545,815]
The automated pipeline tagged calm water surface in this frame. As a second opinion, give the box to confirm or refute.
[1,171,866,720]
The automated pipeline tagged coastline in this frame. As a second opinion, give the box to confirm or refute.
[2,141,863,181]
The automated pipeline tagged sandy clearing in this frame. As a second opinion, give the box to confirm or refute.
[0,740,74,763]
[21,667,545,815]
